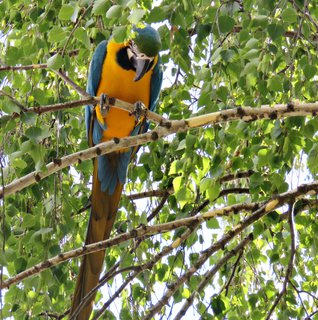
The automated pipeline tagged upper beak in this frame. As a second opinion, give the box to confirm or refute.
[134,58,151,81]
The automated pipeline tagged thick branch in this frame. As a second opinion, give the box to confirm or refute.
[3,179,318,290]
[0,202,259,289]
[1,95,165,124]
[2,102,318,198]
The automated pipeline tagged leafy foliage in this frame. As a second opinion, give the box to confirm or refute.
[1,0,318,319]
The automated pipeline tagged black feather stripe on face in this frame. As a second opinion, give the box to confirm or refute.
[116,47,154,72]
[116,47,133,71]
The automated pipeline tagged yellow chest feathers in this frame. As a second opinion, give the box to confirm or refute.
[96,40,153,140]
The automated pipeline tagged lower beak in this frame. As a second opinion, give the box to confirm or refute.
[134,58,151,81]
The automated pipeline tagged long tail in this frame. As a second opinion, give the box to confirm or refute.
[70,156,123,319]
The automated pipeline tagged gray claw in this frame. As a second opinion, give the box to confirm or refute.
[100,93,110,116]
[132,101,147,124]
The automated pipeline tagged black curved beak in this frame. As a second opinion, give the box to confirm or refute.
[134,58,151,81]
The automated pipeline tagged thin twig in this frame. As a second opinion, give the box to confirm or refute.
[147,193,170,222]
[128,188,173,200]
[53,70,89,97]
[224,249,244,296]
[288,0,318,32]
[173,235,252,320]
[265,203,297,320]
[61,3,93,56]
[219,170,254,183]
[0,90,27,112]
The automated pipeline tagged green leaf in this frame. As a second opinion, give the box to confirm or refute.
[211,295,226,316]
[206,218,220,229]
[217,15,235,33]
[186,134,197,149]
[252,15,268,28]
[58,4,75,20]
[113,26,128,43]
[48,26,66,43]
[106,5,123,19]
[47,53,63,69]
[128,9,145,24]
[207,182,220,202]
[267,24,284,41]
[176,139,186,151]
[200,177,212,193]
[131,283,144,300]
[120,308,132,320]
[14,257,27,273]
[308,143,318,174]
[25,126,50,143]
[303,64,316,79]
[92,0,108,15]
[12,158,27,169]
[74,28,90,48]
[30,228,53,241]
[147,6,171,23]
[0,251,7,266]
[281,7,298,23]
[173,176,182,192]
[22,214,35,228]
[267,76,283,92]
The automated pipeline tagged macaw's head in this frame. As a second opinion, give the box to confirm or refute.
[127,25,161,81]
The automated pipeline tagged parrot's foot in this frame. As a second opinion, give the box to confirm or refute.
[100,93,110,116]
[132,101,146,125]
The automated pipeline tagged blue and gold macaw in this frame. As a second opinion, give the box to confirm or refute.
[70,25,162,319]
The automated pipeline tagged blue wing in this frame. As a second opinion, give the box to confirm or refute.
[85,40,107,146]
[150,56,163,113]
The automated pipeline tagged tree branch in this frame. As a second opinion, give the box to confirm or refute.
[174,235,252,320]
[70,191,171,317]
[0,95,166,124]
[288,0,318,32]
[0,90,27,112]
[219,170,254,183]
[53,70,89,97]
[2,102,318,199]
[224,248,245,296]
[0,202,260,289]
[0,63,48,71]
[265,203,297,320]
[143,182,318,320]
[128,188,173,200]
[91,225,198,320]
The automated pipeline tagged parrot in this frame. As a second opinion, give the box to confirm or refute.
[70,25,163,319]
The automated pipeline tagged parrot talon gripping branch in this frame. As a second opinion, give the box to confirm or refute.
[70,25,163,319]
[131,100,147,124]
[99,93,110,117]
